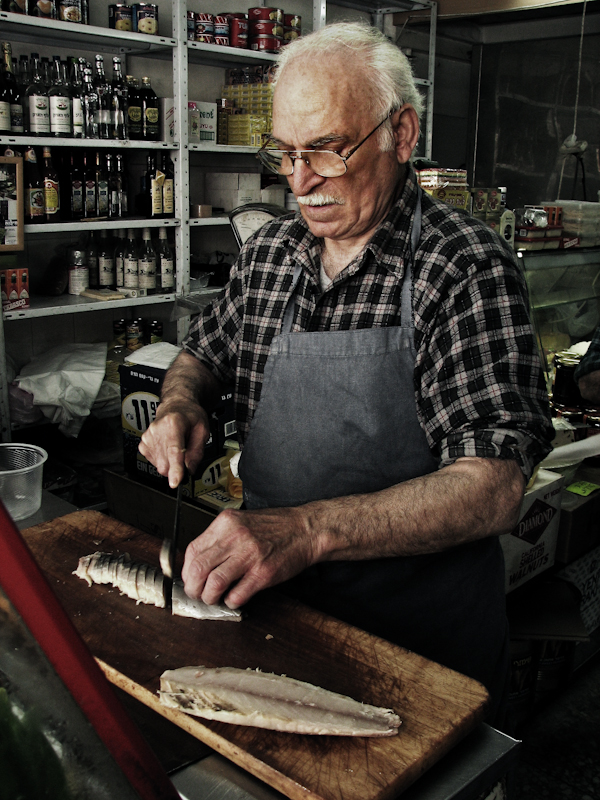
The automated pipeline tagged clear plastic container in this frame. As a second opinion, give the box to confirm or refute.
[0,444,48,521]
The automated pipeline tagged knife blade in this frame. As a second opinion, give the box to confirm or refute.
[160,468,187,611]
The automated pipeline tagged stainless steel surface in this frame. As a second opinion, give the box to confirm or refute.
[171,725,520,800]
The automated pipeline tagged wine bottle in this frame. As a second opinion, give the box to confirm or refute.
[115,153,128,216]
[69,153,84,220]
[126,75,142,139]
[86,232,99,289]
[42,146,60,222]
[82,66,99,138]
[98,229,116,289]
[161,152,175,218]
[138,227,157,293]
[139,75,159,141]
[49,57,72,137]
[24,146,45,224]
[26,53,50,136]
[1,42,23,134]
[84,150,97,218]
[157,227,175,292]
[93,54,110,139]
[70,57,84,138]
[123,228,138,289]
[110,56,127,139]
[95,150,109,217]
[114,229,126,289]
[145,153,163,218]
[18,54,30,134]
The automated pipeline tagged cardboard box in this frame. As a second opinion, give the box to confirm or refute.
[119,360,237,495]
[424,187,470,210]
[555,464,600,564]
[189,101,217,143]
[1,266,29,312]
[500,468,564,593]
[159,97,175,142]
[204,172,261,212]
[555,544,600,635]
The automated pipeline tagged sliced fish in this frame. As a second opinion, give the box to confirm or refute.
[159,666,401,737]
[73,552,242,622]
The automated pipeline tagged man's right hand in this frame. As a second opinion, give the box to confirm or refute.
[139,401,211,489]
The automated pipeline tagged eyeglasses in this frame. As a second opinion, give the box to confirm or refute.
[256,111,393,178]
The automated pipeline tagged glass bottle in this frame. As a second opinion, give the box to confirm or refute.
[18,54,30,134]
[40,56,52,90]
[82,66,99,138]
[139,76,159,141]
[1,43,23,134]
[95,150,109,217]
[26,53,50,136]
[69,153,84,220]
[70,57,84,138]
[145,153,163,218]
[114,229,126,289]
[84,150,97,218]
[157,227,175,292]
[125,75,141,139]
[86,231,99,289]
[42,146,60,222]
[115,153,128,216]
[49,57,72,137]
[138,227,157,293]
[110,55,127,139]
[161,152,175,218]
[98,229,115,289]
[123,228,138,289]
[24,146,45,224]
[0,50,11,134]
[93,54,110,139]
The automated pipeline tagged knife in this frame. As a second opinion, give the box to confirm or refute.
[160,467,187,612]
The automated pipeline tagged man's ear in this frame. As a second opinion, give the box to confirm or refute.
[392,105,420,164]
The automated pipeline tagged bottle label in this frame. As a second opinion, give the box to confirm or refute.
[163,179,174,215]
[10,103,24,133]
[115,255,124,287]
[150,174,163,216]
[124,256,138,288]
[99,255,115,286]
[146,107,159,124]
[72,98,84,135]
[30,94,50,133]
[0,101,11,132]
[43,178,60,215]
[27,188,45,219]
[85,180,96,215]
[97,179,109,215]
[71,180,83,215]
[160,255,175,289]
[128,105,142,123]
[138,256,156,289]
[50,95,71,133]
[69,266,89,295]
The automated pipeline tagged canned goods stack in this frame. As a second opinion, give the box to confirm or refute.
[109,3,159,35]
[187,7,300,51]
[218,67,273,146]
[6,0,89,24]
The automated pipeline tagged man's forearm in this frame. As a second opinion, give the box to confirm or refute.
[157,351,222,417]
[303,456,526,563]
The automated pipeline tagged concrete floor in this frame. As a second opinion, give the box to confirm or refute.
[513,654,600,799]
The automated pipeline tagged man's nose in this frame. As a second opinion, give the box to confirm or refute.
[288,157,325,195]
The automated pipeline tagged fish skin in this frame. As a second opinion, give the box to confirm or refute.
[73,552,242,621]
[159,666,401,737]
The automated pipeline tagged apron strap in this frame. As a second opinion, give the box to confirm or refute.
[282,188,423,336]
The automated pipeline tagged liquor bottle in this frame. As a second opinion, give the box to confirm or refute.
[95,151,109,217]
[126,75,141,139]
[40,56,52,90]
[98,229,116,289]
[82,66,99,138]
[26,53,50,136]
[49,57,72,137]
[42,146,60,222]
[157,227,175,292]
[123,228,138,289]
[18,54,30,134]
[114,229,126,289]
[83,150,97,218]
[69,153,84,220]
[70,57,84,138]
[93,54,110,138]
[115,153,128,216]
[139,76,159,141]
[86,232,99,289]
[0,49,11,134]
[1,42,23,134]
[138,227,157,293]
[145,153,163,218]
[110,56,127,139]
[161,152,175,218]
[24,146,45,223]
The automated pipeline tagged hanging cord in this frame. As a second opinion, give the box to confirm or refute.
[557,0,588,198]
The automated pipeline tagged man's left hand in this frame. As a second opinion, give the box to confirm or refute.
[181,506,320,609]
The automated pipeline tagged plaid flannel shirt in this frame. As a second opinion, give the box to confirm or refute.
[182,168,554,480]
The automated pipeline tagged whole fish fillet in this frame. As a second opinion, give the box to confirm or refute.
[73,552,241,621]
[159,666,401,736]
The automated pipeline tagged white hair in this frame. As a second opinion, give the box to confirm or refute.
[273,22,424,151]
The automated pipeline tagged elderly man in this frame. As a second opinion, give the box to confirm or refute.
[140,22,553,726]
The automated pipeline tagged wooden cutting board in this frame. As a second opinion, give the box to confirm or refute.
[22,510,489,800]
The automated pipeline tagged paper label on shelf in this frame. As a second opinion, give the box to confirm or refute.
[566,481,600,497]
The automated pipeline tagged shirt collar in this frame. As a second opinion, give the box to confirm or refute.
[283,166,420,282]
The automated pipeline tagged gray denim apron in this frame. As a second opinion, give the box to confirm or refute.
[238,195,509,721]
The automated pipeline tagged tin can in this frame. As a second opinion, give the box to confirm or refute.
[29,0,57,18]
[195,33,214,44]
[229,16,248,47]
[187,9,196,40]
[250,20,283,36]
[249,35,282,53]
[59,0,82,22]
[113,318,127,347]
[149,320,163,344]
[248,6,283,22]
[195,12,214,36]
[284,13,301,27]
[214,15,229,35]
[283,26,300,42]
[214,36,229,46]
[109,3,132,29]
[132,3,158,35]
[126,318,144,351]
